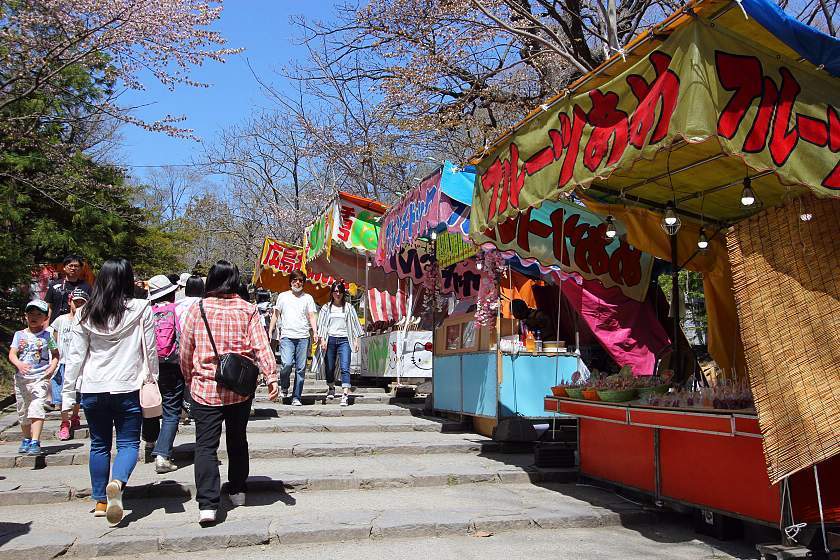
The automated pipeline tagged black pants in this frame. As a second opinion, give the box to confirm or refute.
[141,364,184,446]
[192,397,251,511]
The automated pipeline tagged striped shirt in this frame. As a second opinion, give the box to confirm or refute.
[179,295,276,406]
[316,302,363,349]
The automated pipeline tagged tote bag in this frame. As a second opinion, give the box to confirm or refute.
[139,333,163,418]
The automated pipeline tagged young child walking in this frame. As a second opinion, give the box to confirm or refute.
[8,300,59,455]
[50,288,88,440]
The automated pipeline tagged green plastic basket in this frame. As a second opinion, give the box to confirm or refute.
[638,384,670,397]
[596,388,638,402]
[565,387,584,399]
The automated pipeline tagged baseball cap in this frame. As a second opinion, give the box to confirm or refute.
[25,299,49,313]
[177,272,191,287]
[70,287,90,302]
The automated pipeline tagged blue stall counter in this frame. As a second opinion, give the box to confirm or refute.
[499,353,578,418]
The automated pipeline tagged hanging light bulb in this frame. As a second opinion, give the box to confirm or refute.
[366,260,372,268]
[800,211,813,222]
[740,176,756,206]
[430,230,437,240]
[476,261,483,271]
[660,201,681,236]
[605,215,617,239]
[697,228,709,250]
[663,202,678,226]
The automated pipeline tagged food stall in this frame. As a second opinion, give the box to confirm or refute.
[543,396,839,529]
[301,191,433,382]
[376,162,663,433]
[252,237,330,302]
[469,0,839,542]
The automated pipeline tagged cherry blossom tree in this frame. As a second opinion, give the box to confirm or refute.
[289,0,837,165]
[0,0,240,137]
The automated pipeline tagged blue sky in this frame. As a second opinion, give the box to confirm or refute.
[119,1,335,183]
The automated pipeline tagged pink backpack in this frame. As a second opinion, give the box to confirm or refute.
[152,302,180,363]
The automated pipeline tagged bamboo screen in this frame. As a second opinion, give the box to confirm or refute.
[727,195,840,484]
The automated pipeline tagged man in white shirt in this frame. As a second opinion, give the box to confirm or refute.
[268,270,318,406]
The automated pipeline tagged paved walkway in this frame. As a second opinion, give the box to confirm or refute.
[0,395,717,559]
[98,525,759,560]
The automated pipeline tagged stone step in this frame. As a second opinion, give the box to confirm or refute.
[251,402,425,417]
[1,413,465,442]
[0,482,654,559]
[0,403,427,439]
[0,453,576,506]
[259,393,424,405]
[257,385,389,394]
[0,431,500,468]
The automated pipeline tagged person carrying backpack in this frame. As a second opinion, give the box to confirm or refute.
[146,275,185,474]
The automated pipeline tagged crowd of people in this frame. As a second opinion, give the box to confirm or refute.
[8,255,362,527]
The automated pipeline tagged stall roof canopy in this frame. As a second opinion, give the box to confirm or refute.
[469,0,840,234]
[339,191,388,215]
[376,162,477,262]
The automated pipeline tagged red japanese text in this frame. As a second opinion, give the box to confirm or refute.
[716,51,839,189]
[481,52,680,223]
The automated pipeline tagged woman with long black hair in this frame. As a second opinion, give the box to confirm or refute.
[316,281,363,406]
[179,260,277,525]
[62,258,158,525]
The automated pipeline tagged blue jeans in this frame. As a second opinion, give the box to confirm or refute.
[152,364,184,460]
[279,337,309,400]
[51,364,65,405]
[325,337,351,388]
[81,391,142,502]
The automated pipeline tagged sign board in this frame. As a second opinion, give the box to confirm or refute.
[474,198,653,301]
[377,169,442,262]
[259,238,303,274]
[436,231,477,269]
[359,331,433,378]
[471,23,840,235]
[332,199,381,254]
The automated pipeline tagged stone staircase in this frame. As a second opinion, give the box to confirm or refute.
[0,392,654,559]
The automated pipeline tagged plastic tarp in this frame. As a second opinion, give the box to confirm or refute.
[563,277,671,376]
[742,0,840,77]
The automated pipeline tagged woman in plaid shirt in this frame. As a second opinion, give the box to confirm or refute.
[179,260,278,525]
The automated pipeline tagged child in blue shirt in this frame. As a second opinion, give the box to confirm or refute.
[8,300,59,455]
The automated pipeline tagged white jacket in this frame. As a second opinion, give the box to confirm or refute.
[62,298,159,410]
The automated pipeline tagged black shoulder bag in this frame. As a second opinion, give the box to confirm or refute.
[199,300,259,397]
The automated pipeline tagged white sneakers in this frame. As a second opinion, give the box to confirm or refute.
[327,385,336,400]
[291,398,303,407]
[198,493,243,525]
[105,480,124,525]
[155,455,178,474]
[340,395,349,407]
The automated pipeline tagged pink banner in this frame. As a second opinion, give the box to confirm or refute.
[562,277,670,376]
[376,169,442,263]
[381,246,481,300]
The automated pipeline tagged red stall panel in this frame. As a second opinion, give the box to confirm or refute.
[734,415,762,436]
[630,408,733,435]
[559,400,628,423]
[579,418,655,493]
[660,430,780,523]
